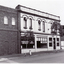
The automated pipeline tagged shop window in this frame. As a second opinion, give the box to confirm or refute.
[49,43,52,46]
[57,38,59,41]
[37,41,47,48]
[21,41,35,49]
[29,18,32,30]
[38,20,41,31]
[43,21,45,32]
[4,16,8,24]
[23,17,27,29]
[57,43,59,46]
[49,38,52,47]
[49,38,52,41]
[12,18,15,25]
[37,37,47,48]
[21,44,34,49]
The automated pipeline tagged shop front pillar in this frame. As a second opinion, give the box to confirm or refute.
[35,35,37,51]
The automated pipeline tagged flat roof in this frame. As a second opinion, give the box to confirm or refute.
[16,5,60,21]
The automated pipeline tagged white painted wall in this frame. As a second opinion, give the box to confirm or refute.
[20,13,52,34]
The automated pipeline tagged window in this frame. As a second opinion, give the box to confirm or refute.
[49,43,52,46]
[37,37,47,48]
[43,21,45,32]
[4,16,8,24]
[38,20,41,31]
[49,38,52,41]
[21,35,35,49]
[49,38,52,47]
[21,41,35,49]
[23,17,27,29]
[57,38,59,41]
[57,43,59,46]
[29,18,32,30]
[12,18,15,25]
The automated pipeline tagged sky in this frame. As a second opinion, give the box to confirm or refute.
[0,0,64,25]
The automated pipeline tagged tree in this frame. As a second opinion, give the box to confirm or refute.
[51,21,61,35]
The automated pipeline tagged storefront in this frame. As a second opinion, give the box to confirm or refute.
[21,33,60,53]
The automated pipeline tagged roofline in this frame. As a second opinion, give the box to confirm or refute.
[17,5,60,18]
[0,5,16,11]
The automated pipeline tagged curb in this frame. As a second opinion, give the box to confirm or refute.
[0,49,64,59]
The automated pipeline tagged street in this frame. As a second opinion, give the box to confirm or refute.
[0,51,64,63]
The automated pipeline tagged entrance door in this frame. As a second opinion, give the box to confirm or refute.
[37,41,40,48]
[53,38,56,49]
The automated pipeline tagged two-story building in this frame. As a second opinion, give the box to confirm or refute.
[0,5,21,56]
[0,5,61,56]
[16,5,61,54]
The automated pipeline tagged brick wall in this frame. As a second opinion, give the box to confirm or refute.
[0,5,21,56]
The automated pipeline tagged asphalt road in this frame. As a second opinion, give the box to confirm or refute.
[0,52,64,63]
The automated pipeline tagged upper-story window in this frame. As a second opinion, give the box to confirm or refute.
[29,18,32,30]
[4,16,8,24]
[23,17,27,29]
[38,20,41,31]
[12,18,15,25]
[43,21,45,32]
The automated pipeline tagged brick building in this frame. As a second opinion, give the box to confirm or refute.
[0,5,21,55]
[61,25,64,49]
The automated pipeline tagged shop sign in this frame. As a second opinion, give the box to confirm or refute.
[22,41,28,44]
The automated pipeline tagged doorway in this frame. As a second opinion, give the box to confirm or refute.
[53,38,56,49]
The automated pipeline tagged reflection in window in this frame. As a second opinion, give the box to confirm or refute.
[37,37,47,48]
[23,17,27,29]
[4,16,8,24]
[57,38,59,41]
[49,38,52,47]
[12,18,15,25]
[38,20,41,31]
[43,21,45,32]
[29,18,32,30]
[57,43,59,46]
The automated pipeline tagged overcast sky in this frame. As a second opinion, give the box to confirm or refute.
[0,0,64,25]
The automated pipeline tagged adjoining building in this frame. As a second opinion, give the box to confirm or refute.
[61,25,64,49]
[0,5,21,56]
[16,5,61,54]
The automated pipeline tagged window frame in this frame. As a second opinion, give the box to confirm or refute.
[29,18,32,30]
[23,17,27,29]
[12,17,16,25]
[38,20,41,31]
[4,16,8,24]
[43,21,45,32]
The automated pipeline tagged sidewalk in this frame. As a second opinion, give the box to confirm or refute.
[0,49,64,59]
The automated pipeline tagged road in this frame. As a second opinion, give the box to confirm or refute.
[0,52,64,63]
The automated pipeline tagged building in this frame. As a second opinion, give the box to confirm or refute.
[16,5,61,54]
[61,25,64,49]
[0,5,61,56]
[0,5,21,56]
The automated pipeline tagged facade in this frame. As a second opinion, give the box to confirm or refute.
[0,5,21,55]
[0,5,61,56]
[61,25,64,49]
[16,5,61,54]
